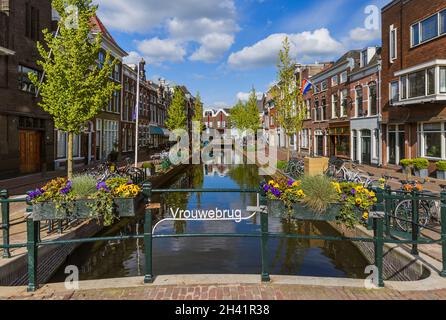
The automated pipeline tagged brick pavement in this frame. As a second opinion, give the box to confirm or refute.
[7,284,446,300]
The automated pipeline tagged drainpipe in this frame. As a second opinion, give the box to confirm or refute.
[378,61,383,166]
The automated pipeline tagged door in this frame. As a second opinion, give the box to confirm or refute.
[317,136,323,156]
[388,132,396,164]
[361,137,371,164]
[19,130,41,174]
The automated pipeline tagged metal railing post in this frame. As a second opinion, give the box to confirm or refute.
[384,185,392,236]
[259,185,270,282]
[1,189,11,258]
[26,204,38,292]
[411,190,419,255]
[373,215,385,288]
[441,189,446,277]
[143,182,153,283]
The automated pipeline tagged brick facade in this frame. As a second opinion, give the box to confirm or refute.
[381,0,446,168]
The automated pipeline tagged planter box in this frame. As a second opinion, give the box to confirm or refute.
[437,170,446,180]
[32,194,144,221]
[414,169,428,178]
[304,157,329,177]
[267,199,343,221]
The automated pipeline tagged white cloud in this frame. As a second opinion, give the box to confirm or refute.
[228,28,344,69]
[123,51,142,65]
[236,91,264,102]
[349,27,380,42]
[95,0,238,63]
[137,38,186,64]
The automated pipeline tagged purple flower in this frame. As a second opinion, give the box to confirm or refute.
[341,194,347,201]
[263,185,270,192]
[272,188,281,197]
[287,180,294,187]
[127,181,134,185]
[60,180,72,195]
[350,188,356,195]
[27,188,45,202]
[96,181,110,192]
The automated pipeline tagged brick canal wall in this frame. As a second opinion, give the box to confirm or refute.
[327,222,428,281]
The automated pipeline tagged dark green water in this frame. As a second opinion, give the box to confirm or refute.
[50,164,369,282]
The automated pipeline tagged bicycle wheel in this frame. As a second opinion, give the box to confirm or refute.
[394,199,429,232]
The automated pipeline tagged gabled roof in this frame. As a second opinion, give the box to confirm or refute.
[350,47,382,74]
[90,15,127,57]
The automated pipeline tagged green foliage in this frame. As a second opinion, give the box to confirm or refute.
[270,37,306,158]
[70,174,97,198]
[192,92,204,124]
[400,159,414,167]
[300,175,338,213]
[277,160,287,170]
[105,177,130,190]
[437,161,446,171]
[165,86,187,131]
[413,158,429,170]
[88,190,116,226]
[228,88,261,135]
[228,100,247,132]
[30,0,119,134]
[142,162,155,169]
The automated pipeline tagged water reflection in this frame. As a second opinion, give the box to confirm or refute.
[50,164,369,282]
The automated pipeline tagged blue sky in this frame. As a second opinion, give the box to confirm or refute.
[95,0,389,107]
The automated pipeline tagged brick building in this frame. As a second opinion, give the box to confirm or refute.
[349,47,382,165]
[381,0,446,168]
[307,52,360,158]
[0,0,55,178]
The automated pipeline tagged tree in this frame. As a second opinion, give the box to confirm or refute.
[30,0,119,179]
[192,92,206,132]
[270,37,306,160]
[244,88,262,134]
[228,100,247,133]
[165,86,187,131]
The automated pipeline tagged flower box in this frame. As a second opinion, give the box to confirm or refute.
[267,199,343,221]
[31,194,144,221]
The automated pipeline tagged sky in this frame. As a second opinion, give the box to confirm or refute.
[94,0,389,108]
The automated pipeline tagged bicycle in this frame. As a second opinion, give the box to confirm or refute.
[284,159,304,178]
[392,180,439,232]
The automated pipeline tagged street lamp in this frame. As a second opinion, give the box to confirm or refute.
[134,59,143,167]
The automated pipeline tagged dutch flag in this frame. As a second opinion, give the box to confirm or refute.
[300,79,313,95]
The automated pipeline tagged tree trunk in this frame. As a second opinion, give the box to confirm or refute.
[67,132,73,180]
[287,136,291,161]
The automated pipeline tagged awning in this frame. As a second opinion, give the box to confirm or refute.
[162,128,170,137]
[0,46,15,56]
[149,126,164,135]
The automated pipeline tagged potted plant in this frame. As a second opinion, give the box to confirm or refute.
[400,159,413,176]
[142,162,155,176]
[413,158,429,178]
[27,176,143,226]
[436,161,446,180]
[263,175,376,229]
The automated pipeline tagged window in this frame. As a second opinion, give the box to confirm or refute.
[390,81,399,105]
[321,80,327,91]
[369,82,377,116]
[314,98,319,121]
[427,68,436,95]
[331,75,338,87]
[340,71,347,84]
[56,131,81,159]
[390,26,397,62]
[25,3,40,41]
[400,76,407,100]
[355,86,363,117]
[98,52,105,68]
[412,23,420,46]
[306,100,311,119]
[408,70,426,98]
[331,94,339,118]
[18,65,39,94]
[421,15,438,43]
[441,10,446,35]
[361,50,368,67]
[321,96,326,120]
[301,129,309,149]
[420,123,442,158]
[340,89,348,117]
[441,67,446,93]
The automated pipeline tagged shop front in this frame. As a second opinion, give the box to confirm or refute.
[329,126,350,159]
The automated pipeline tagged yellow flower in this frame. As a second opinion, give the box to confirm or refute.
[369,191,376,197]
[297,190,305,197]
[268,180,275,186]
[362,212,369,220]
[355,186,364,192]
[292,181,300,187]
[355,198,362,205]
[274,184,280,189]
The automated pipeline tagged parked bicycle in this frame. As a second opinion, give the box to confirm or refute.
[284,159,304,178]
[392,180,440,232]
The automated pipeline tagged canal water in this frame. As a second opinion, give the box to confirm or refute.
[50,164,369,282]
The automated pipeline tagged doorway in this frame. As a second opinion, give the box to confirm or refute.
[361,130,371,165]
[19,130,42,174]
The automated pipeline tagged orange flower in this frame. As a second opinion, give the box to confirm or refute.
[415,184,423,192]
[403,184,414,192]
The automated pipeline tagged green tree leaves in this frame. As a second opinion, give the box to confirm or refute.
[228,88,261,134]
[165,86,187,131]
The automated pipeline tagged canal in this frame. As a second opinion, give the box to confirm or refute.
[50,164,370,282]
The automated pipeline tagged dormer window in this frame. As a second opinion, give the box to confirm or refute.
[361,50,368,68]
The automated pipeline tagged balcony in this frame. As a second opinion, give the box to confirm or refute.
[392,60,446,106]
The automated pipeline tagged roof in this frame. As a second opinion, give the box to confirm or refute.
[350,47,382,74]
[311,50,361,81]
[90,15,127,57]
